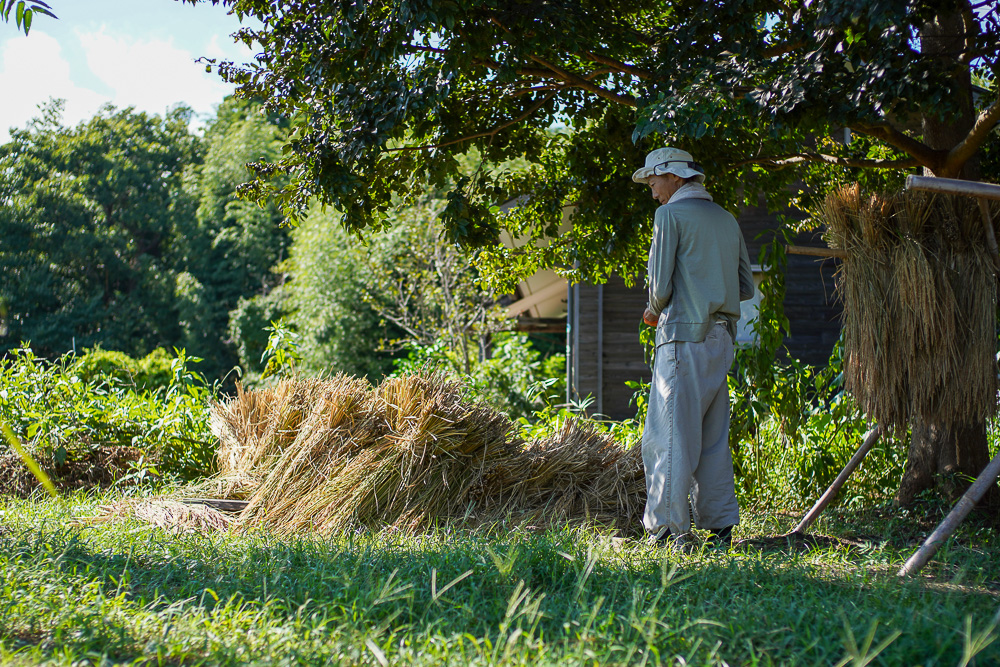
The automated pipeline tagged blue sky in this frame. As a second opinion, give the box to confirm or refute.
[0,0,258,141]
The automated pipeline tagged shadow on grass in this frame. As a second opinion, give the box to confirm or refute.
[2,515,999,665]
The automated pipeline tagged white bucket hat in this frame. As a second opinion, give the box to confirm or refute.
[632,147,706,184]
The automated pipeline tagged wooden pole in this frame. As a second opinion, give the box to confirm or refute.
[179,498,249,513]
[897,450,1000,577]
[785,245,847,259]
[792,425,882,535]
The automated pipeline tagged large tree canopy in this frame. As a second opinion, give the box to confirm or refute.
[192,0,1000,287]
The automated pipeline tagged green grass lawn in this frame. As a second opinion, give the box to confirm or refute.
[0,491,997,666]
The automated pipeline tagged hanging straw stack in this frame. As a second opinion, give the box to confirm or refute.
[822,184,1000,430]
[202,373,644,535]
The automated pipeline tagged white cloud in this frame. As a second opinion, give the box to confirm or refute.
[78,27,233,122]
[0,31,107,137]
[0,18,252,142]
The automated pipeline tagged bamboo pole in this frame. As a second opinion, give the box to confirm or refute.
[897,450,1000,577]
[792,425,882,535]
[905,175,1000,201]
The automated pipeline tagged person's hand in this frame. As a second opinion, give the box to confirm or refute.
[643,307,659,327]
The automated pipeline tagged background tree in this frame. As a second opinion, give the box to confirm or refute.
[179,96,291,379]
[230,166,559,418]
[195,0,1000,506]
[362,197,508,377]
[0,101,197,358]
[233,177,511,385]
[0,97,291,383]
[229,204,399,381]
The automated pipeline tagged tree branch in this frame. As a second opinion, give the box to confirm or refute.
[773,0,796,24]
[527,54,637,107]
[760,40,806,58]
[581,51,656,80]
[772,153,921,169]
[960,1,978,65]
[851,122,943,169]
[486,15,637,107]
[510,84,564,97]
[401,44,554,79]
[386,93,557,152]
[624,26,658,47]
[944,95,1000,174]
[727,151,921,170]
[403,43,447,55]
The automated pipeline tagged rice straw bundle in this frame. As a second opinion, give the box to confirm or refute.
[73,500,234,534]
[476,420,645,532]
[209,378,331,496]
[822,185,1000,429]
[234,374,376,530]
[218,374,524,534]
[201,373,647,535]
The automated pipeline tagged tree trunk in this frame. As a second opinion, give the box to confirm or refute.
[896,7,997,509]
[896,422,993,506]
[920,7,977,179]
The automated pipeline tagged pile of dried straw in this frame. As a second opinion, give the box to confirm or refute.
[205,373,644,535]
[74,499,234,534]
[822,185,1000,429]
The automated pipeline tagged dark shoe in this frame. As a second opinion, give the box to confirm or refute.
[705,525,734,548]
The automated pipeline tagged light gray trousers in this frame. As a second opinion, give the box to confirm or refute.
[642,322,740,537]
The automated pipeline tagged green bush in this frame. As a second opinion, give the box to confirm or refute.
[72,347,175,393]
[393,332,565,421]
[0,346,216,481]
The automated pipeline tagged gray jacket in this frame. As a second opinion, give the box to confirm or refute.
[647,190,754,346]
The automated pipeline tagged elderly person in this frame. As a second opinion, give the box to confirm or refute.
[633,147,755,548]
